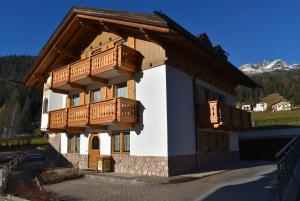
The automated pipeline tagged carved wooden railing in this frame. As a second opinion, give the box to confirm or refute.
[232,107,243,129]
[241,110,251,129]
[116,98,137,123]
[90,99,116,124]
[199,101,232,129]
[199,101,251,131]
[48,109,67,129]
[69,59,90,82]
[67,105,89,127]
[51,66,70,88]
[91,44,137,75]
[90,97,137,125]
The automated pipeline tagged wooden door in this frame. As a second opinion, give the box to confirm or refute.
[89,134,100,169]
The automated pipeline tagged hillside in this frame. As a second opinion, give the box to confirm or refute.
[236,68,300,105]
[0,55,41,138]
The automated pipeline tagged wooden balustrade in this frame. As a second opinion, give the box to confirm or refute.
[90,99,117,124]
[48,97,138,131]
[90,97,137,127]
[199,101,251,131]
[50,44,138,94]
[51,66,70,88]
[232,107,242,129]
[241,110,251,129]
[48,109,67,130]
[69,59,90,82]
[68,105,89,127]
[116,98,137,123]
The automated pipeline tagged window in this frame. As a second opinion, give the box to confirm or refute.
[112,131,130,154]
[91,136,99,150]
[70,95,80,107]
[116,84,128,98]
[43,98,48,114]
[123,132,130,153]
[68,134,80,153]
[90,90,101,103]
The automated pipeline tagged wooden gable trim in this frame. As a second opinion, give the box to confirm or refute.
[77,14,170,33]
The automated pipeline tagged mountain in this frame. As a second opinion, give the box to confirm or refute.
[236,68,300,105]
[239,59,300,74]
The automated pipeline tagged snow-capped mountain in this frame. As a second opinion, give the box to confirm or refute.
[239,59,300,74]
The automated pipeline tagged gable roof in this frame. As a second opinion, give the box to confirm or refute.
[23,6,257,89]
[261,93,289,107]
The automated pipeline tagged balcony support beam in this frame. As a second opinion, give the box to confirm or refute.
[89,75,108,85]
[50,87,69,94]
[89,124,108,130]
[69,82,86,91]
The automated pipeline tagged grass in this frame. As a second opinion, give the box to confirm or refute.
[0,136,48,147]
[251,110,300,127]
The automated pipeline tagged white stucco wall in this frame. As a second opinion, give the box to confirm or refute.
[100,133,111,155]
[166,66,196,156]
[130,64,168,156]
[229,133,239,151]
[61,133,68,154]
[80,134,89,155]
[41,76,67,131]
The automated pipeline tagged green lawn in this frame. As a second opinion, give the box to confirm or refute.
[251,110,300,127]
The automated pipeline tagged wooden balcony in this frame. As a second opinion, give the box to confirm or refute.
[68,105,89,128]
[199,101,251,131]
[50,44,138,94]
[47,98,138,132]
[91,44,137,80]
[48,109,67,131]
[90,97,137,129]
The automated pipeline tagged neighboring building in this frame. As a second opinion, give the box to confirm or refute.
[253,102,268,112]
[23,7,256,176]
[241,104,252,112]
[271,100,292,112]
[253,93,292,112]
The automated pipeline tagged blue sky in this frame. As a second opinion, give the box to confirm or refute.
[1,0,300,66]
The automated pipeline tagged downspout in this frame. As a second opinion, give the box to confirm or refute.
[193,76,199,171]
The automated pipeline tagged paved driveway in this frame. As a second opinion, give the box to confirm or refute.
[45,161,278,201]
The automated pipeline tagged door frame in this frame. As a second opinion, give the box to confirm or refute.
[88,133,100,169]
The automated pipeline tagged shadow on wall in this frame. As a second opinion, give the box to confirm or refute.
[195,170,278,201]
[44,142,72,169]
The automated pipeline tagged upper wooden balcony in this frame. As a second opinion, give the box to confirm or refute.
[47,97,138,132]
[199,101,251,131]
[50,44,138,94]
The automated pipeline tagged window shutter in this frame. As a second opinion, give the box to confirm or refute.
[66,97,70,108]
[107,86,115,99]
[127,37,135,49]
[127,80,136,99]
[85,91,90,104]
[101,87,107,100]
[79,92,85,105]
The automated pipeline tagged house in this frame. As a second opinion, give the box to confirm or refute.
[253,93,292,112]
[241,104,252,112]
[271,100,292,111]
[23,7,256,177]
[253,102,267,112]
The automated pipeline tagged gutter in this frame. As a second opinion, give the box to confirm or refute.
[192,76,200,171]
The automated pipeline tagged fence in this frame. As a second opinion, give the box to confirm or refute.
[275,136,300,200]
[253,120,300,128]
[0,152,30,193]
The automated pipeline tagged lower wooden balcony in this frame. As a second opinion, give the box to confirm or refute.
[47,97,138,132]
[199,101,251,131]
[90,97,137,129]
[48,109,68,131]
